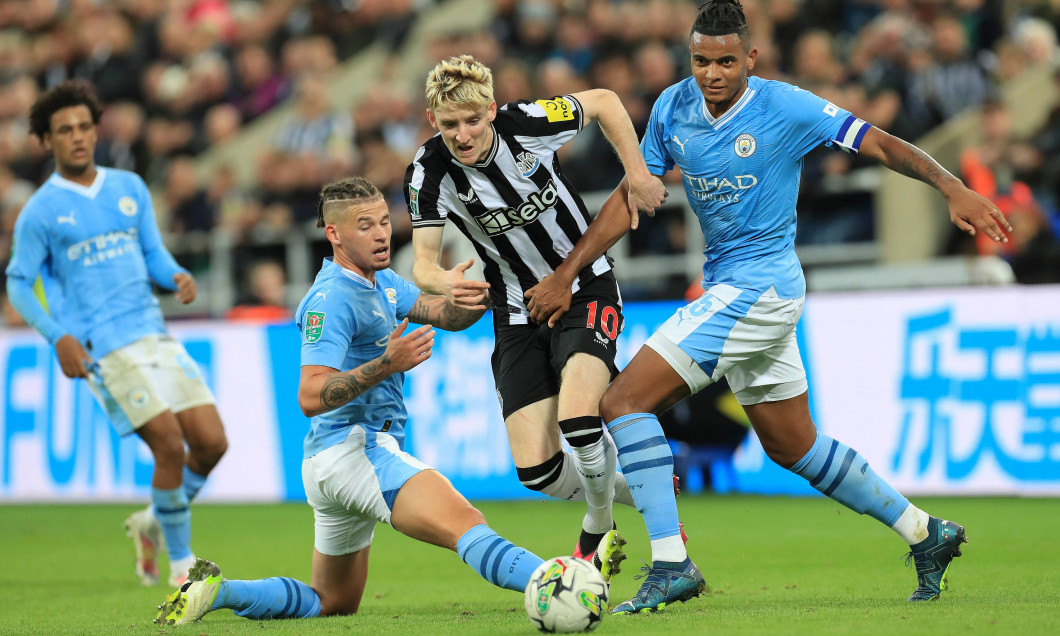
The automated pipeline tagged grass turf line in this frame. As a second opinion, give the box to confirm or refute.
[0,496,1056,635]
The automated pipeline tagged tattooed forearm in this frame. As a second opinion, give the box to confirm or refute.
[406,299,430,325]
[890,139,962,192]
[319,375,367,410]
[317,355,391,411]
[407,296,484,331]
[441,299,482,330]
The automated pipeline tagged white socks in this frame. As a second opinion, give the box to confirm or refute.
[891,504,931,544]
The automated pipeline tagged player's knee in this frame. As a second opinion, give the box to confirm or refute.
[317,594,360,617]
[190,433,228,469]
[599,386,628,424]
[760,439,801,469]
[149,431,186,468]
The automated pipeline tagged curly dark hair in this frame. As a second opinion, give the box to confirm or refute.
[28,81,103,141]
[316,177,382,228]
[691,0,750,44]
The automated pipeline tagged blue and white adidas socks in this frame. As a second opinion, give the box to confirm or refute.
[211,578,321,619]
[791,432,930,544]
[606,413,686,563]
[457,525,544,591]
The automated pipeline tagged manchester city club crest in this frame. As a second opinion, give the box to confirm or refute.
[734,133,757,158]
[118,196,138,216]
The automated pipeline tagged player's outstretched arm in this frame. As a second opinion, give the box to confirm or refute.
[406,293,486,331]
[411,226,490,310]
[573,89,667,215]
[525,178,633,327]
[859,127,1013,242]
[298,319,435,416]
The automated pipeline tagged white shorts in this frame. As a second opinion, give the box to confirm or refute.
[302,427,432,556]
[647,284,808,406]
[86,334,215,436]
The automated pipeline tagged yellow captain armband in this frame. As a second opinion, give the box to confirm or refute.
[535,98,574,122]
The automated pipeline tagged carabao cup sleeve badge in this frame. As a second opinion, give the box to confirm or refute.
[305,311,325,343]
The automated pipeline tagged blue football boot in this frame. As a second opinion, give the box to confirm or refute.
[611,558,706,614]
[906,517,968,601]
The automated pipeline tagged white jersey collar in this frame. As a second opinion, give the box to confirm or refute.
[325,258,377,289]
[48,167,107,199]
[700,82,757,130]
[453,123,500,169]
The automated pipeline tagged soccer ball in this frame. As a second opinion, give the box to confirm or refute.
[524,556,608,633]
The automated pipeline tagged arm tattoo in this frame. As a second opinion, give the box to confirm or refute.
[318,354,391,411]
[892,139,961,191]
[407,296,484,331]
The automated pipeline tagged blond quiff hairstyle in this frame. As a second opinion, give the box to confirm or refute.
[425,55,494,111]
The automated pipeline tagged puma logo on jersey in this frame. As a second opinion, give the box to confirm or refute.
[314,290,329,301]
[457,187,479,205]
[57,210,76,225]
[672,135,689,154]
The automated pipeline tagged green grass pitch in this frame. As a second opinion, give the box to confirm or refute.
[1,495,1057,635]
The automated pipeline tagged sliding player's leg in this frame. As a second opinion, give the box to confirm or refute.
[390,468,544,592]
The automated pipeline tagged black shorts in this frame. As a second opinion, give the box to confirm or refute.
[491,272,623,420]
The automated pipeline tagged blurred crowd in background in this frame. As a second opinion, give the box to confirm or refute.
[1,0,1060,324]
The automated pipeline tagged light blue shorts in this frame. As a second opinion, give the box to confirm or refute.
[302,427,432,556]
[647,284,808,405]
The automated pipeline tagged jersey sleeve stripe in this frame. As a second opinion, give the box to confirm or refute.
[565,93,585,131]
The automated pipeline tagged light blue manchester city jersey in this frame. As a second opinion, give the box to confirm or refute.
[5,168,188,358]
[297,258,421,458]
[641,75,869,298]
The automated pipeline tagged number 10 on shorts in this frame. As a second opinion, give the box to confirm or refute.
[586,301,619,340]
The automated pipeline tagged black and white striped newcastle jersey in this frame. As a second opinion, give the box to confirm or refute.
[404,95,613,326]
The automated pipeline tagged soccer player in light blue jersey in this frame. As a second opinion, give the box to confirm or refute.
[6,82,229,588]
[529,0,1014,614]
[154,177,547,625]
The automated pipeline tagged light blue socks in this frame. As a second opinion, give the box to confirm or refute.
[606,413,681,541]
[151,487,192,561]
[210,578,321,619]
[456,524,543,591]
[791,432,909,526]
[182,466,208,501]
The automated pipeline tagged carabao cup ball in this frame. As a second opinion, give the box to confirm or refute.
[524,556,609,633]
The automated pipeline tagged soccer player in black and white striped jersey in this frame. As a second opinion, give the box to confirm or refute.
[404,55,667,571]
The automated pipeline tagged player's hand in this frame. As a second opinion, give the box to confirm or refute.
[441,259,490,310]
[55,334,93,379]
[173,273,197,304]
[947,186,1012,242]
[382,318,435,372]
[525,273,572,328]
[627,174,667,231]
